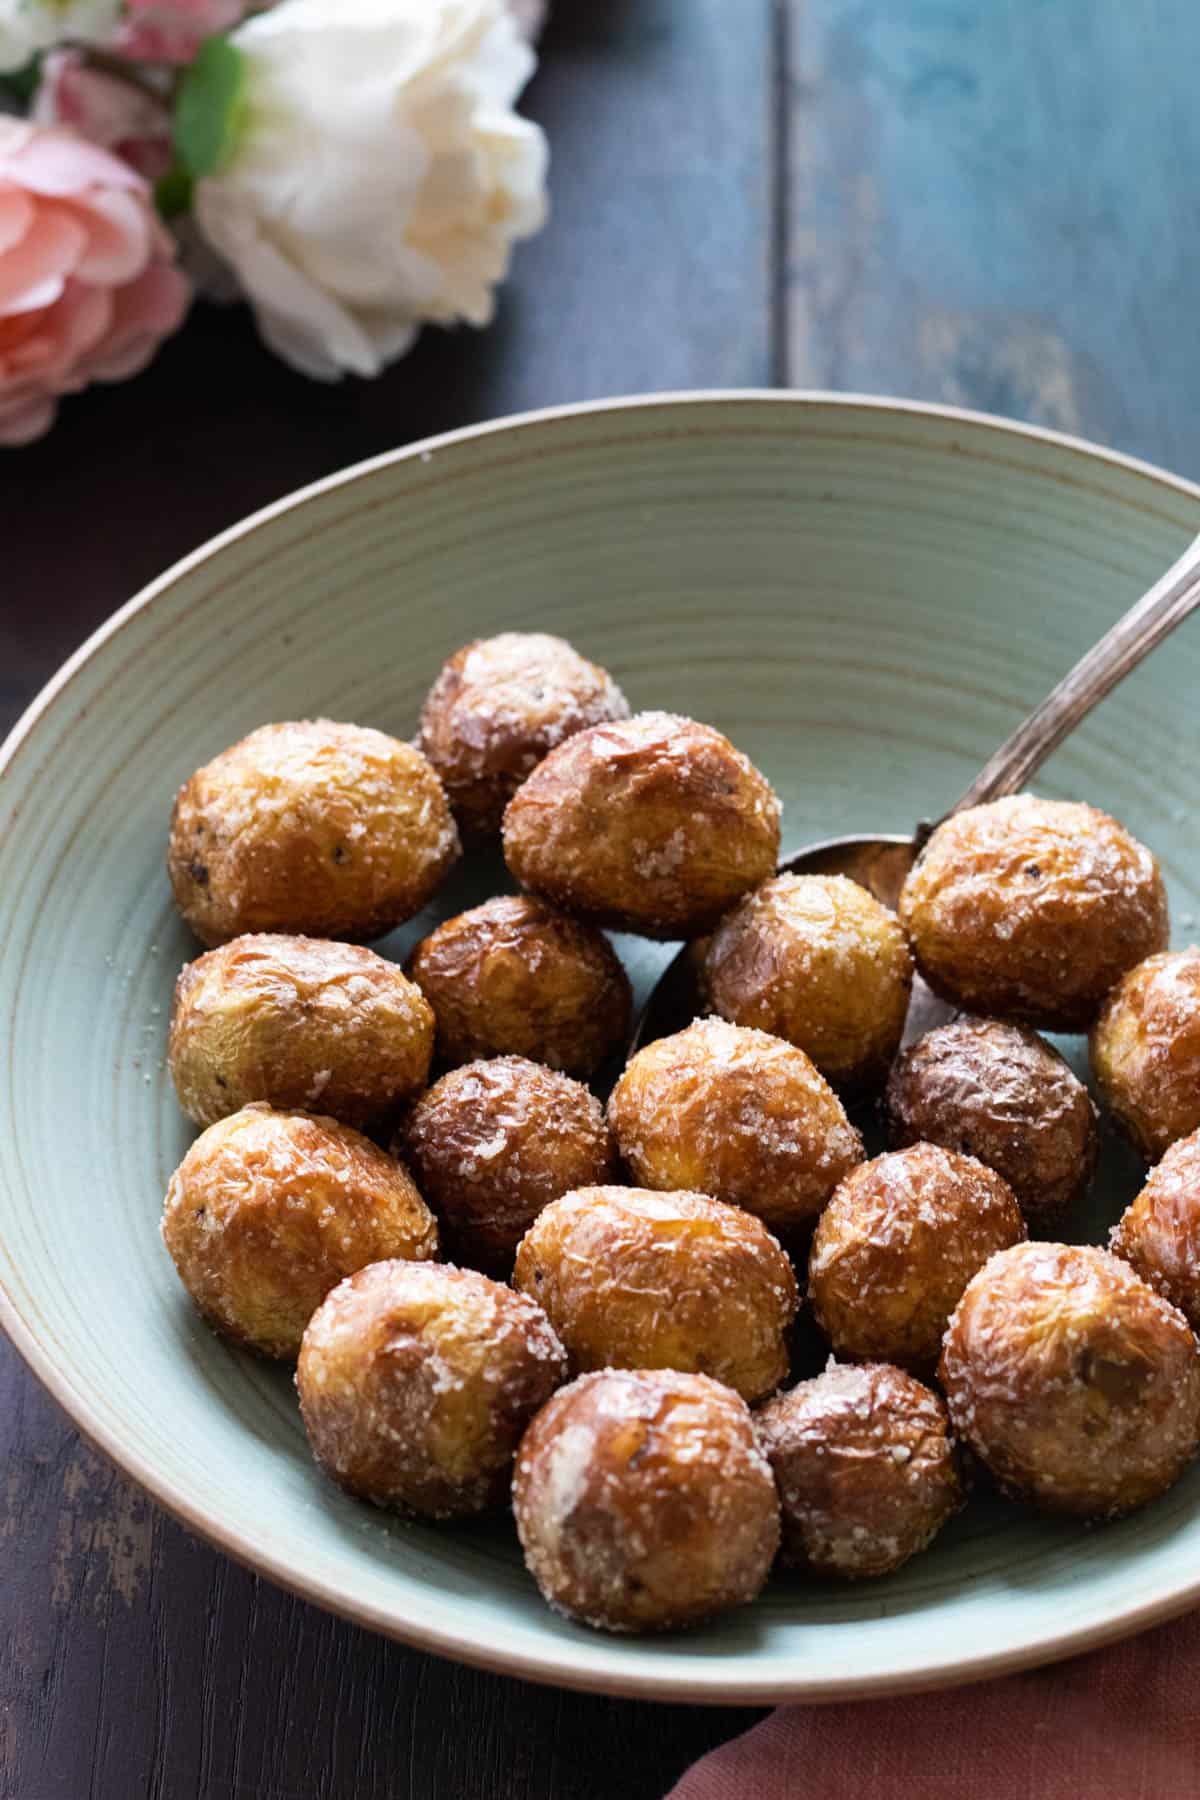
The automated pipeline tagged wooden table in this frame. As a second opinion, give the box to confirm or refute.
[4,4,1200,1794]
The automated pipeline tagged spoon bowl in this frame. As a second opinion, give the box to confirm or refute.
[633,525,1200,1058]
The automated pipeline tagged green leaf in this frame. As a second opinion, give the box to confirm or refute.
[0,54,42,110]
[174,35,247,180]
[155,166,194,220]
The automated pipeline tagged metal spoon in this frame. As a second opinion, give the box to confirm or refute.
[633,529,1200,1053]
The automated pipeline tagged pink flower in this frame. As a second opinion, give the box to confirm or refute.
[112,0,254,63]
[33,51,173,182]
[0,119,190,446]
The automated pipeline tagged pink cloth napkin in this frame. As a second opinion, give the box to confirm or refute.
[666,1608,1200,1799]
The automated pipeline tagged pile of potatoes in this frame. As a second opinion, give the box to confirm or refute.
[159,629,1200,1635]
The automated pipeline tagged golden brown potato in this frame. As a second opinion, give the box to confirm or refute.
[607,1018,863,1240]
[1111,1129,1200,1329]
[886,1015,1097,1230]
[161,1104,438,1359]
[169,934,434,1134]
[898,795,1168,1031]
[502,711,781,939]
[756,1362,963,1578]
[512,1368,779,1632]
[168,720,460,946]
[297,1260,566,1518]
[400,1057,618,1273]
[415,632,630,839]
[940,1242,1200,1519]
[703,874,913,1088]
[1091,949,1200,1159]
[808,1144,1026,1369]
[406,895,631,1077]
[512,1185,798,1403]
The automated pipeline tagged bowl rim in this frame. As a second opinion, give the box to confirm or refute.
[4,388,1200,1705]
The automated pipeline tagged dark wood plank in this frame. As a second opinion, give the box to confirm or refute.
[784,0,1200,477]
[0,5,774,1797]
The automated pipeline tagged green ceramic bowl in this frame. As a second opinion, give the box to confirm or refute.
[3,394,1200,1704]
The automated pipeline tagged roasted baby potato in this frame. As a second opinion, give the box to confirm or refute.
[756,1361,963,1578]
[703,873,913,1088]
[607,1017,863,1240]
[169,933,434,1133]
[1091,948,1200,1160]
[808,1144,1026,1369]
[400,1056,617,1273]
[512,1368,780,1632]
[502,711,781,938]
[416,631,629,839]
[168,719,459,945]
[512,1185,798,1403]
[297,1260,566,1518]
[941,1241,1200,1518]
[1111,1128,1200,1329]
[161,1103,438,1359]
[407,894,631,1077]
[898,795,1168,1031]
[886,1014,1097,1230]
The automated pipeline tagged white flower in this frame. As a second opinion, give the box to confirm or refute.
[0,0,122,72]
[193,0,548,381]
[506,0,547,39]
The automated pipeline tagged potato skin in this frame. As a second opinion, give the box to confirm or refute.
[809,1145,1026,1369]
[1091,949,1200,1160]
[704,874,913,1088]
[161,1104,438,1359]
[607,1018,863,1239]
[168,720,460,946]
[407,895,631,1078]
[502,711,781,939]
[512,1368,779,1633]
[1111,1129,1200,1329]
[296,1260,566,1518]
[940,1242,1200,1519]
[886,1015,1097,1230]
[400,1057,618,1273]
[169,933,434,1133]
[512,1185,798,1403]
[415,632,629,839]
[898,795,1168,1031]
[756,1362,963,1578]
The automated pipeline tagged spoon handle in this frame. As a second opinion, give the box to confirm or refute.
[951,530,1200,815]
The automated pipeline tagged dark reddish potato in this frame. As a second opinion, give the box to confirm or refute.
[607,1017,863,1240]
[502,711,781,939]
[297,1261,566,1518]
[941,1242,1200,1519]
[756,1362,963,1578]
[169,933,434,1133]
[1112,1128,1200,1329]
[898,795,1168,1031]
[415,632,629,839]
[407,894,631,1077]
[512,1185,798,1403]
[400,1057,617,1273]
[886,1015,1097,1230]
[161,1104,438,1359]
[1091,949,1200,1159]
[704,874,913,1088]
[808,1144,1026,1369]
[168,720,460,946]
[512,1368,779,1632]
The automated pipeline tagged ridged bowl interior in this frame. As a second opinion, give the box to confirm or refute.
[2,394,1199,1702]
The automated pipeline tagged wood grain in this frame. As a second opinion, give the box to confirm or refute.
[0,5,772,1796]
[783,0,1200,477]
